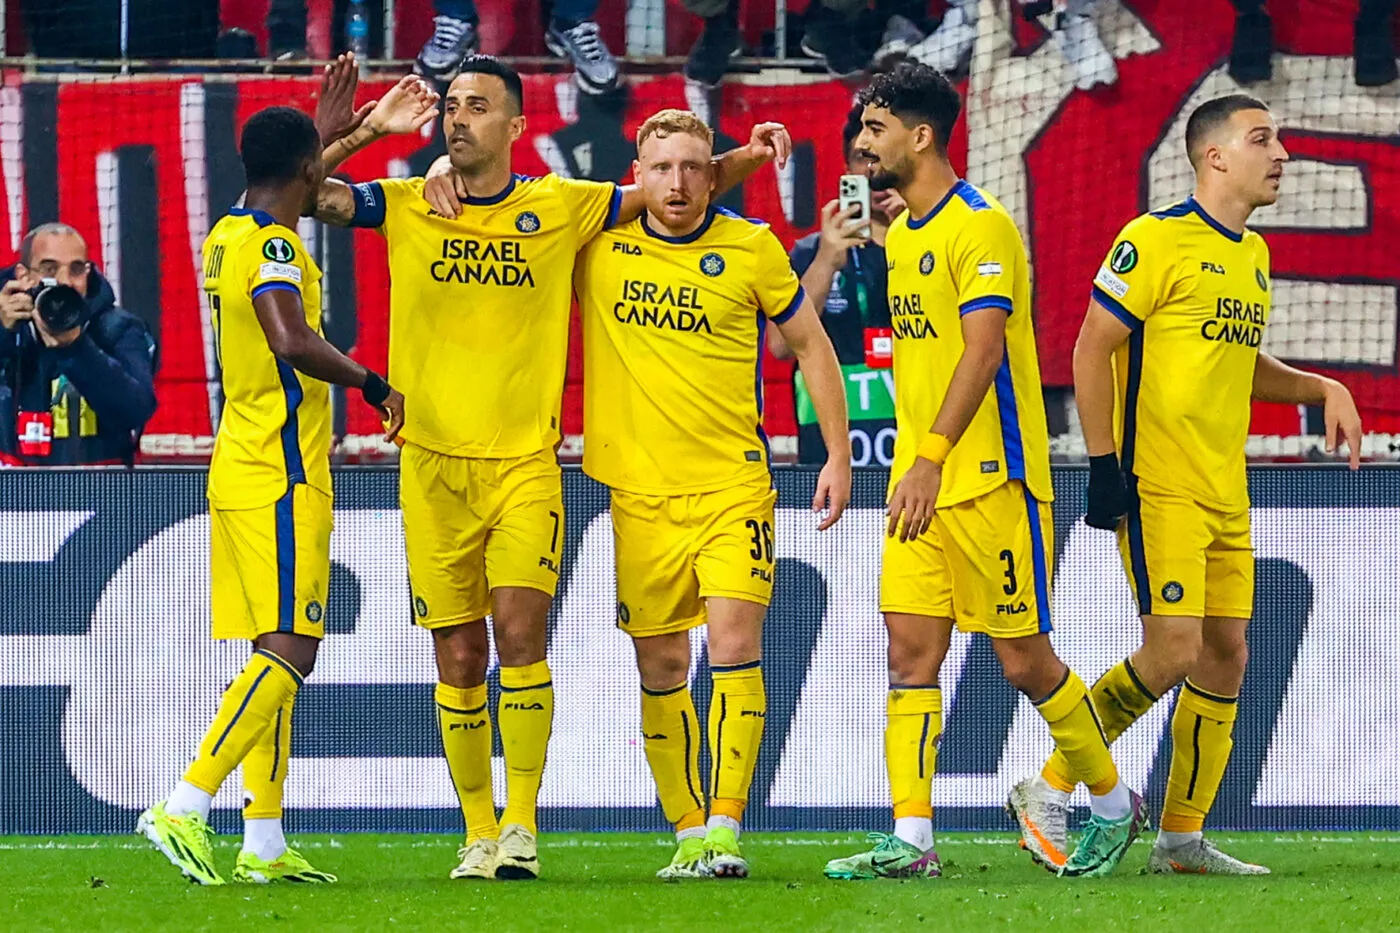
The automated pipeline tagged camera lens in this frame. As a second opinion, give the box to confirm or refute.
[34,283,88,333]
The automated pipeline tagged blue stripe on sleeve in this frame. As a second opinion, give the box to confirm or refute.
[349,181,387,228]
[1091,286,1143,330]
[772,285,806,324]
[603,183,623,230]
[959,294,1013,317]
[251,282,300,301]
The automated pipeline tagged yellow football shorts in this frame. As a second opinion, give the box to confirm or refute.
[881,480,1054,638]
[1119,477,1253,619]
[609,477,778,638]
[399,441,563,628]
[210,483,332,641]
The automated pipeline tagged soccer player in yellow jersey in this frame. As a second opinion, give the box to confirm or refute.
[312,56,793,880]
[1008,94,1363,876]
[575,110,850,880]
[823,62,1140,882]
[137,99,411,885]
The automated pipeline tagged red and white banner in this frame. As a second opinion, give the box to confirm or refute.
[3,0,1395,445]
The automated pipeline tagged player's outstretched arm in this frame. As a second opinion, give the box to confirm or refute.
[321,75,440,174]
[1075,300,1134,528]
[253,286,404,441]
[776,298,852,529]
[1252,352,1362,469]
[421,123,792,220]
[613,122,793,225]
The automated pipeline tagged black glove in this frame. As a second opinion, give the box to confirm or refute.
[1084,452,1129,530]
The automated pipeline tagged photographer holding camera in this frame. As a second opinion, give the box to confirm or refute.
[0,223,157,466]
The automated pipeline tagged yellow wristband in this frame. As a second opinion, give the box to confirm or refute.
[917,433,952,465]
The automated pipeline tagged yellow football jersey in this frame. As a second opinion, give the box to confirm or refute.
[885,180,1052,508]
[352,173,621,458]
[202,209,332,510]
[1090,197,1271,509]
[577,208,804,494]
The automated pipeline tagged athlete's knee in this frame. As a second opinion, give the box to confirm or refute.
[885,617,948,686]
[433,623,489,686]
[1201,625,1249,675]
[633,633,691,692]
[254,633,319,679]
[491,587,550,666]
[993,635,1062,699]
[1137,618,1203,688]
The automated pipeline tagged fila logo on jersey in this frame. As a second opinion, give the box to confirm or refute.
[516,211,541,233]
[1201,261,1226,275]
[262,237,295,263]
[612,241,642,255]
[919,251,935,275]
[1109,241,1138,274]
[1256,269,1268,291]
[700,252,725,277]
[996,601,1028,615]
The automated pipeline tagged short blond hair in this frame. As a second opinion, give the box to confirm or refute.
[636,109,714,151]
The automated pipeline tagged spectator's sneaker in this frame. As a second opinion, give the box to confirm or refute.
[1056,12,1117,90]
[656,836,710,880]
[873,14,925,67]
[800,16,869,79]
[415,15,480,83]
[1354,20,1398,87]
[1228,9,1273,85]
[546,19,619,94]
[907,3,976,75]
[685,15,742,88]
[449,837,499,880]
[1148,837,1271,875]
[823,833,941,880]
[1006,777,1070,872]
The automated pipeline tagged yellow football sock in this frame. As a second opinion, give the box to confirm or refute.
[1042,659,1157,792]
[436,682,498,843]
[640,682,705,830]
[498,661,554,834]
[242,692,295,820]
[708,663,765,820]
[1161,680,1238,833]
[1034,670,1119,795]
[184,649,302,795]
[886,685,940,820]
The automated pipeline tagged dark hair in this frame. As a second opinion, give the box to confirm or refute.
[1184,94,1270,166]
[458,55,524,114]
[856,61,961,152]
[240,106,321,187]
[842,102,864,161]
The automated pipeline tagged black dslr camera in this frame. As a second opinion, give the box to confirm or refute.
[29,277,90,334]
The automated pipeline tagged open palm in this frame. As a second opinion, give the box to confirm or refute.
[367,76,441,136]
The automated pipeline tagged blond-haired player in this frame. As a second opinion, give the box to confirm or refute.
[576,109,850,878]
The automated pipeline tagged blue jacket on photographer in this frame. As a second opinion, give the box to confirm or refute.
[0,223,158,466]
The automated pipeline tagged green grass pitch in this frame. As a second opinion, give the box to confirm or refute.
[5,832,1397,932]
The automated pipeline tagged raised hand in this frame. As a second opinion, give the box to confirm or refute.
[365,75,441,137]
[315,53,376,146]
[747,122,793,170]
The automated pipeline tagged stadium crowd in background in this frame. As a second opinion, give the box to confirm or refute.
[0,224,157,466]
